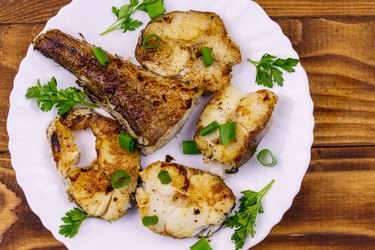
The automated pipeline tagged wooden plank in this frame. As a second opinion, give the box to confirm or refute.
[256,0,375,17]
[1,0,375,24]
[0,0,71,24]
[1,18,375,148]
[1,147,374,249]
[277,18,375,146]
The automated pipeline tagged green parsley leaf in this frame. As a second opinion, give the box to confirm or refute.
[248,53,299,88]
[26,77,97,115]
[101,0,166,36]
[226,179,275,250]
[59,208,97,238]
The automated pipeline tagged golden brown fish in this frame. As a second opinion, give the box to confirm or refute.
[135,11,242,93]
[34,29,199,155]
[47,109,140,220]
[136,161,235,238]
[195,84,278,174]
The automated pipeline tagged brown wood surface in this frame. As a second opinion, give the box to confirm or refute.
[0,0,374,249]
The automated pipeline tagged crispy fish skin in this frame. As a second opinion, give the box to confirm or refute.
[135,11,242,93]
[47,109,140,221]
[195,84,278,174]
[136,161,235,238]
[33,29,199,154]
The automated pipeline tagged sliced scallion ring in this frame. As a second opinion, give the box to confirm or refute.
[256,149,277,167]
[142,215,159,226]
[118,132,136,153]
[93,47,110,66]
[157,170,172,185]
[200,121,220,136]
[201,47,213,67]
[190,237,213,250]
[146,0,166,19]
[142,34,161,49]
[111,170,131,189]
[219,122,236,145]
[182,140,201,154]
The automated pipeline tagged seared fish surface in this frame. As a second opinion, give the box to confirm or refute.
[135,11,242,93]
[136,161,235,238]
[34,29,198,155]
[195,84,278,174]
[47,109,140,221]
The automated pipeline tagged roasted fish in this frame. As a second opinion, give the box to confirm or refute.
[47,109,140,221]
[34,29,199,155]
[135,11,242,93]
[195,84,278,174]
[136,161,235,238]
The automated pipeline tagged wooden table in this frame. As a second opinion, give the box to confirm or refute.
[1,0,374,249]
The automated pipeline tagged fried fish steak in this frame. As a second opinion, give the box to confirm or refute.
[195,84,278,174]
[47,109,141,221]
[135,11,242,93]
[136,161,235,238]
[34,29,199,155]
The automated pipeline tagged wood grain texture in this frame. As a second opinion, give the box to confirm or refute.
[0,0,375,249]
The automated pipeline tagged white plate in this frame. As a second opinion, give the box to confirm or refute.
[7,0,314,249]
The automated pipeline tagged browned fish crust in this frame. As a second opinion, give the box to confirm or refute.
[33,29,198,153]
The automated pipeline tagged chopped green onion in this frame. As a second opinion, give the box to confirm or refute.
[257,149,277,167]
[182,141,201,154]
[219,122,236,145]
[142,34,162,49]
[201,47,213,67]
[93,47,110,66]
[111,170,131,189]
[200,121,220,136]
[158,170,172,185]
[190,238,213,250]
[142,215,159,226]
[146,0,166,19]
[118,132,136,153]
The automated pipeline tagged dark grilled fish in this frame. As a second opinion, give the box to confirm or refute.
[33,29,199,154]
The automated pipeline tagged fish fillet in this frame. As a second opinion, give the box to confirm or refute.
[195,84,278,174]
[135,11,242,93]
[33,29,199,155]
[136,161,236,238]
[47,109,140,220]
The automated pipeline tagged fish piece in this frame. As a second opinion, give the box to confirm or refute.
[135,11,242,93]
[195,84,278,174]
[47,108,140,221]
[136,161,235,238]
[34,29,199,155]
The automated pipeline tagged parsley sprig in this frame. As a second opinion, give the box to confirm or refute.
[226,179,275,250]
[26,77,97,115]
[59,208,97,238]
[248,54,299,88]
[100,0,166,36]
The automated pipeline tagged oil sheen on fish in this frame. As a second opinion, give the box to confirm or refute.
[33,29,199,155]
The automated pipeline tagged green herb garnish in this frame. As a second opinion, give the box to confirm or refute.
[59,208,97,238]
[200,121,220,136]
[248,53,299,88]
[226,179,275,250]
[142,34,162,49]
[101,0,166,36]
[93,47,110,66]
[157,170,172,185]
[111,170,131,189]
[190,237,213,250]
[219,122,236,145]
[182,140,201,155]
[26,77,97,115]
[201,47,213,67]
[142,215,159,226]
[118,132,137,153]
[256,149,277,167]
